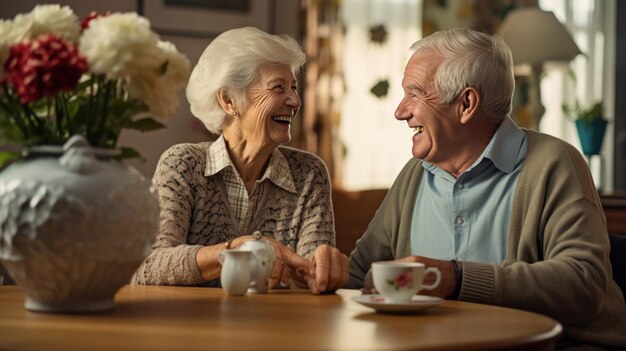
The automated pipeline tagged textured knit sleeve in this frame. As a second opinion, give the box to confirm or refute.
[131,145,205,285]
[294,154,335,258]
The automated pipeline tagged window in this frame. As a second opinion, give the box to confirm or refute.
[539,0,614,190]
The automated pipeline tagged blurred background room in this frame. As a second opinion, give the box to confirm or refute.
[1,0,624,253]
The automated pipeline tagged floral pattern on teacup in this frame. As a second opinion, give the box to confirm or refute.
[386,269,414,290]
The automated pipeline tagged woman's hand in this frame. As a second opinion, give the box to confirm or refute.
[308,244,349,294]
[242,237,349,294]
[214,236,349,295]
[263,237,314,291]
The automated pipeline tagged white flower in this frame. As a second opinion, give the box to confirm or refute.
[0,16,33,77]
[127,41,191,118]
[79,13,162,79]
[26,5,81,42]
[157,40,191,87]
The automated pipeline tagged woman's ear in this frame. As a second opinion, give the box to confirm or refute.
[458,87,480,125]
[217,88,238,116]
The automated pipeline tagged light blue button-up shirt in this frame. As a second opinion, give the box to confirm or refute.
[410,117,527,263]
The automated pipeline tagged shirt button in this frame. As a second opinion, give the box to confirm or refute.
[457,183,464,189]
[455,216,464,225]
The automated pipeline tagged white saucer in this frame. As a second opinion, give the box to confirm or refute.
[352,294,443,314]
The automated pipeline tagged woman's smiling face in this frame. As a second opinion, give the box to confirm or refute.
[238,63,301,148]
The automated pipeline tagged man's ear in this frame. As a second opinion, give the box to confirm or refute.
[458,87,480,125]
[217,88,237,115]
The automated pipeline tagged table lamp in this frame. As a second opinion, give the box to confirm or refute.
[498,7,582,129]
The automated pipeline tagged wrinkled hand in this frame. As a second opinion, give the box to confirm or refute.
[308,244,349,294]
[234,237,348,295]
[257,237,314,291]
[363,256,457,299]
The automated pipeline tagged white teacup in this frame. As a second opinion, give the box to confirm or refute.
[372,261,441,303]
[218,249,253,296]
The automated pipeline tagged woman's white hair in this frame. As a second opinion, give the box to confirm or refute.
[411,27,515,121]
[186,27,306,134]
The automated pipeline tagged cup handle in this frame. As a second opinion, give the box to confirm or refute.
[218,251,226,265]
[421,267,442,290]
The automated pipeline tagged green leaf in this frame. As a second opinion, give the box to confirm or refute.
[158,60,169,75]
[370,79,390,98]
[0,151,20,169]
[116,146,145,162]
[129,117,166,132]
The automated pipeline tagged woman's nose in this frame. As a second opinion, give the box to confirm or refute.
[287,90,301,109]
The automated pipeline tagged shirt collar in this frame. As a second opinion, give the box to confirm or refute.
[204,135,297,194]
[205,135,232,176]
[261,148,297,194]
[482,116,525,173]
[421,116,525,175]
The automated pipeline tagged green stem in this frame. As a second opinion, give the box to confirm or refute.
[54,95,64,140]
[5,88,43,140]
[0,85,30,138]
[86,74,96,141]
[95,80,112,146]
[61,92,73,136]
[21,103,50,143]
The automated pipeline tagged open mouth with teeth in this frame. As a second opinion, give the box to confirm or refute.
[271,115,292,124]
[413,126,424,135]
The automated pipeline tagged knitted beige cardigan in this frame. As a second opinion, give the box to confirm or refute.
[132,142,334,286]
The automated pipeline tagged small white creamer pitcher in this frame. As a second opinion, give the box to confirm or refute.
[218,249,253,296]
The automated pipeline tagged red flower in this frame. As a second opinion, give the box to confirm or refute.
[395,271,413,288]
[81,11,110,31]
[5,34,88,103]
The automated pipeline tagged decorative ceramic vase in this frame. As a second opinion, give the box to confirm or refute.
[0,135,159,313]
[239,231,276,293]
[575,119,608,156]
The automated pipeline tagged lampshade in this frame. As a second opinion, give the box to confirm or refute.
[498,7,582,66]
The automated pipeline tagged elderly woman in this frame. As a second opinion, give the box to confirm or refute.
[132,27,347,293]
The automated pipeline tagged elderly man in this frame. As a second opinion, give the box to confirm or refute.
[348,27,626,349]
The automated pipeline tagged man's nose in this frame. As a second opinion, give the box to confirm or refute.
[395,99,410,120]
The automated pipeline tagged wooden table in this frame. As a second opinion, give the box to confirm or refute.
[0,285,562,351]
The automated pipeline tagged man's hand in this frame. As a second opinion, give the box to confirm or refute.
[308,244,349,294]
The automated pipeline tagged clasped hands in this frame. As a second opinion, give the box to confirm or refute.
[267,239,349,294]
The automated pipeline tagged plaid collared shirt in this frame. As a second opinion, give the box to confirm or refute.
[205,136,296,231]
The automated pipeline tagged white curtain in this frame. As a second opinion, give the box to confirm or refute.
[539,0,615,190]
[338,0,422,190]
[337,0,614,190]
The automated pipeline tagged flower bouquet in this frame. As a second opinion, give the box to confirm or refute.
[0,5,189,313]
[0,4,190,166]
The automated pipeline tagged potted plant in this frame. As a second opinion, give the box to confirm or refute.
[0,5,190,313]
[561,72,607,156]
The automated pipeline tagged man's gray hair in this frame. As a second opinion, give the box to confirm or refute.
[186,27,306,134]
[411,27,515,121]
